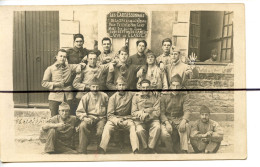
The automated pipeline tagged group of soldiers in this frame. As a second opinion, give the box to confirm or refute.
[41,34,224,154]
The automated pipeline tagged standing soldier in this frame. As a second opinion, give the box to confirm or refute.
[190,105,224,153]
[66,34,90,64]
[137,51,168,90]
[73,51,113,101]
[156,38,173,68]
[76,77,109,154]
[106,46,143,91]
[128,40,147,65]
[99,77,139,154]
[132,79,161,153]
[160,74,191,153]
[164,50,197,86]
[98,37,116,65]
[42,49,84,116]
[41,102,79,154]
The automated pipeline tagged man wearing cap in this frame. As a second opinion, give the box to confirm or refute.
[190,105,224,153]
[98,37,116,65]
[160,74,191,153]
[99,76,139,154]
[76,77,109,153]
[156,38,173,69]
[41,102,79,154]
[128,40,147,65]
[106,46,143,90]
[137,51,168,90]
[164,50,196,86]
[42,49,86,116]
[132,79,161,153]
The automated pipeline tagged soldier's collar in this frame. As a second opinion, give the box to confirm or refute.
[104,50,111,54]
[73,46,83,52]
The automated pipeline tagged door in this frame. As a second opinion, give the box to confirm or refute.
[13,11,60,108]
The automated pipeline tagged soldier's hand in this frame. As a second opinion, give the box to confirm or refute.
[83,117,93,124]
[136,68,144,78]
[117,118,124,126]
[206,131,213,137]
[179,119,187,133]
[144,108,154,114]
[165,121,173,134]
[54,82,64,88]
[108,63,114,72]
[201,137,209,143]
[55,123,66,129]
[159,62,165,71]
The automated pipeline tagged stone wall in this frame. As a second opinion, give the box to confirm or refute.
[185,64,234,121]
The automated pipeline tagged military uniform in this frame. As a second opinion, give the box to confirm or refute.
[131,93,161,150]
[99,92,139,152]
[137,65,168,90]
[42,63,80,116]
[76,92,109,153]
[73,64,110,99]
[66,47,90,64]
[160,92,191,153]
[190,119,224,153]
[129,53,147,65]
[42,115,79,154]
[156,53,172,66]
[98,51,116,65]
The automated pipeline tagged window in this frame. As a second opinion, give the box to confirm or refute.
[220,11,234,62]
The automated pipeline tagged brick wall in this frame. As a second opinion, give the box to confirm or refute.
[186,64,234,121]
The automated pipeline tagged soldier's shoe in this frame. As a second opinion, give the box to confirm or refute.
[97,147,106,154]
[147,148,157,154]
[132,149,140,154]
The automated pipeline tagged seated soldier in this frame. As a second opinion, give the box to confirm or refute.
[76,77,109,154]
[41,102,79,154]
[160,74,191,153]
[99,77,139,154]
[190,105,224,153]
[132,79,161,153]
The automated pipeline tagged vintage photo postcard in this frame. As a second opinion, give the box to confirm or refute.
[0,4,246,162]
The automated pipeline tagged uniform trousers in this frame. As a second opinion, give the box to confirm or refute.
[190,137,222,153]
[135,120,161,149]
[99,119,139,152]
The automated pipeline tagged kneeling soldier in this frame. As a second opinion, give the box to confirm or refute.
[190,105,224,153]
[99,77,139,153]
[132,79,161,153]
[76,77,109,153]
[41,102,79,154]
[160,74,191,153]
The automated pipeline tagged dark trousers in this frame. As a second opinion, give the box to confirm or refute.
[78,117,107,153]
[49,100,73,116]
[190,138,221,153]
[44,128,78,154]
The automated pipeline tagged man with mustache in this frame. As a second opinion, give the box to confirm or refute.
[190,105,224,153]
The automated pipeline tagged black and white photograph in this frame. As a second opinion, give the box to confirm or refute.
[0,4,246,162]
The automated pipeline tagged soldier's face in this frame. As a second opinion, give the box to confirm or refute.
[119,51,128,63]
[88,54,97,67]
[59,109,70,119]
[137,42,146,53]
[170,52,180,63]
[90,85,99,93]
[162,42,172,54]
[200,113,210,123]
[74,38,84,48]
[117,83,127,91]
[102,40,111,52]
[141,83,150,95]
[170,81,181,95]
[147,55,155,65]
[56,51,67,64]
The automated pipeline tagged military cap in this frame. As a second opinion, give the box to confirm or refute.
[89,77,100,86]
[119,46,129,53]
[140,79,151,86]
[116,76,127,84]
[199,105,211,114]
[170,74,182,84]
[59,102,70,110]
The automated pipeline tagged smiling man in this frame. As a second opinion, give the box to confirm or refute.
[41,102,79,154]
[190,105,224,153]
